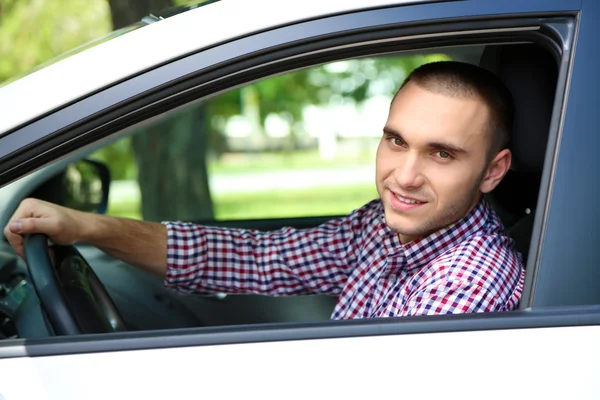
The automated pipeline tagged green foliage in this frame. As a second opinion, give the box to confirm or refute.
[206,53,452,129]
[90,136,138,181]
[0,0,111,83]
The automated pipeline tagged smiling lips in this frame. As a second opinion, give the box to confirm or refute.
[389,190,427,211]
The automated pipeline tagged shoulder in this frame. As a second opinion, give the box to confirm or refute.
[432,231,524,299]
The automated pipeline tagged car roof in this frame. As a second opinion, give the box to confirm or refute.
[0,0,436,137]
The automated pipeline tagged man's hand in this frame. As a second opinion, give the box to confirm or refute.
[4,198,90,259]
[4,197,168,278]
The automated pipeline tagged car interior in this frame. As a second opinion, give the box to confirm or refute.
[481,44,557,265]
[0,40,558,339]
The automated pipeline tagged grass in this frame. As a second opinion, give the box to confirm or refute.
[107,183,379,221]
[214,184,378,220]
[107,197,140,220]
[107,147,380,221]
[208,147,377,175]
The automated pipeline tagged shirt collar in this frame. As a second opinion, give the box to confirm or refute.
[380,199,494,274]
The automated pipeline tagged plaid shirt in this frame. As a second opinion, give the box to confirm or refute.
[163,199,525,319]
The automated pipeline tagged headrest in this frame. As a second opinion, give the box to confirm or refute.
[480,44,558,173]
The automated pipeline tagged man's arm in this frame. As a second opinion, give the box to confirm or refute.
[4,198,377,296]
[4,198,168,278]
[162,216,363,296]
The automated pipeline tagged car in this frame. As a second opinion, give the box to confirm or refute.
[0,0,599,398]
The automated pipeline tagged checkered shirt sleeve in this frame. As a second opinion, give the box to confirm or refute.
[162,202,381,295]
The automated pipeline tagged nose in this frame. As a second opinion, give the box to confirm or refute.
[394,151,425,190]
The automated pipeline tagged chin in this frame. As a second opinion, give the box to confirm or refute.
[383,212,414,233]
[383,208,437,237]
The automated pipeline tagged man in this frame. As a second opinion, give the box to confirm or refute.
[4,61,524,319]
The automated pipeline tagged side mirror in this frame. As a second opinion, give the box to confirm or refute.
[32,159,111,214]
[63,159,110,214]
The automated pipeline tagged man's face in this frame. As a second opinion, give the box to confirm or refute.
[376,81,492,243]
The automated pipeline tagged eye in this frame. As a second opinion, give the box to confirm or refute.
[388,137,405,147]
[436,151,452,159]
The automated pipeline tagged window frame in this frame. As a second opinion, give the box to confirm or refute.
[0,2,587,359]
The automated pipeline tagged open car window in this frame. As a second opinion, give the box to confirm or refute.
[21,40,549,332]
[0,6,573,342]
[90,51,469,223]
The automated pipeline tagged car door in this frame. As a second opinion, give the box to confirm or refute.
[0,0,599,399]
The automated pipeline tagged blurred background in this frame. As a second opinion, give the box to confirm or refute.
[0,0,452,222]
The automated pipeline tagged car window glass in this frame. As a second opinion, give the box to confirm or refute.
[89,53,455,223]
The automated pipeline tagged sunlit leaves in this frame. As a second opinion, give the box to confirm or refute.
[0,0,111,82]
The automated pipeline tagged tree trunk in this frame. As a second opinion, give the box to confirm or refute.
[107,0,171,29]
[132,105,214,222]
[108,0,214,222]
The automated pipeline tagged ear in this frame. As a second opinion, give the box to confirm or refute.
[480,149,512,194]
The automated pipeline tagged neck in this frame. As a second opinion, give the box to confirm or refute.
[398,233,423,245]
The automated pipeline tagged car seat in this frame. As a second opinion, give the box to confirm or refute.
[480,44,558,264]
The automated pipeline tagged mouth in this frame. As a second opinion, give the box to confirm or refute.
[393,193,425,204]
[389,190,427,211]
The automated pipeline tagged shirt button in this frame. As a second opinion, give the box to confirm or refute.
[388,274,397,281]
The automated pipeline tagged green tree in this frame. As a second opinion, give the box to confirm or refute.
[107,0,215,222]
[0,0,111,83]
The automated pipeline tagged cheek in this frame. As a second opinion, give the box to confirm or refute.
[426,163,480,200]
[375,144,393,179]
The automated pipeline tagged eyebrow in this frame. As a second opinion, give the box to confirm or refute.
[383,126,468,154]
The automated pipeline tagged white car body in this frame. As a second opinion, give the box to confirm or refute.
[1,326,600,399]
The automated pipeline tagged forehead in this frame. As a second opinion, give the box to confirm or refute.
[387,82,490,149]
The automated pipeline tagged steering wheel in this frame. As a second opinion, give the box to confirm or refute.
[24,234,127,335]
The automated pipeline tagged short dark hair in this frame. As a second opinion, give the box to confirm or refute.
[396,61,515,160]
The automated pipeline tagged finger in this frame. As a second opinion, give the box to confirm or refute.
[4,200,36,237]
[7,220,22,234]
[12,198,39,220]
[16,217,59,236]
[14,244,24,261]
[4,229,25,260]
[3,223,12,239]
[4,221,21,244]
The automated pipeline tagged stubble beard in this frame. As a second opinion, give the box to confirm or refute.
[384,175,484,240]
